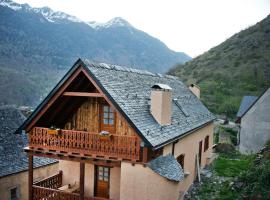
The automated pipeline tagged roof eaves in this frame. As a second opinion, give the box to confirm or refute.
[241,88,269,118]
[15,58,84,134]
[152,120,214,150]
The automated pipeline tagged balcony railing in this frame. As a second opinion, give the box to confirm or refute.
[29,127,141,161]
[33,186,109,200]
[34,171,62,189]
[33,171,109,200]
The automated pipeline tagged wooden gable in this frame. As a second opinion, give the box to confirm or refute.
[24,63,138,138]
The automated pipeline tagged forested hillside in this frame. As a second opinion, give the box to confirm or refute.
[169,15,270,117]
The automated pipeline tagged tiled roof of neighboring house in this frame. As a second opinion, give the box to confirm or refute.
[83,59,215,148]
[147,154,184,181]
[236,96,258,118]
[17,59,215,149]
[0,106,57,178]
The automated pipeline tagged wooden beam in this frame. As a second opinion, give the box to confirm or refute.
[26,67,83,132]
[80,162,85,200]
[142,147,148,163]
[28,154,33,200]
[62,92,103,97]
[24,147,123,167]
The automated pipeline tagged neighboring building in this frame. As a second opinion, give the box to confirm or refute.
[0,106,58,200]
[235,96,258,124]
[237,88,270,154]
[16,59,215,200]
[189,84,200,99]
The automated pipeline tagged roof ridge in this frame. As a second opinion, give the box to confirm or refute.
[82,58,179,80]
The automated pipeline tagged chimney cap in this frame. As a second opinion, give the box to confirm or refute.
[151,84,172,91]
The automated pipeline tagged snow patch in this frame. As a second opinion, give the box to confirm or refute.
[86,17,132,29]
[0,0,23,10]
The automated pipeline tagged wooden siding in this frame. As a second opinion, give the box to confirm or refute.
[64,98,136,137]
[65,98,99,133]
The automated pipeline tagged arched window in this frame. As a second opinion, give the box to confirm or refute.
[177,154,185,169]
[204,135,209,152]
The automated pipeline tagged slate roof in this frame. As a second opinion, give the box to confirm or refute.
[236,96,258,118]
[83,59,215,148]
[0,106,57,178]
[17,58,215,149]
[147,154,184,181]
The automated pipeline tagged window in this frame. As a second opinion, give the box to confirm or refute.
[10,187,18,200]
[204,135,209,152]
[98,166,109,182]
[103,105,115,125]
[177,154,185,169]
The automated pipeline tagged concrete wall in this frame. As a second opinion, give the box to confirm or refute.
[59,160,120,199]
[0,163,58,200]
[240,88,270,154]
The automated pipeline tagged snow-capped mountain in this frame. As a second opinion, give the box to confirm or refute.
[0,0,82,23]
[0,0,131,27]
[87,17,132,29]
[0,0,29,10]
[0,0,190,106]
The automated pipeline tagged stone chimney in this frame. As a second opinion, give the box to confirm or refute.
[189,84,200,98]
[150,84,172,125]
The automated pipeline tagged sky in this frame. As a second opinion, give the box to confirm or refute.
[14,0,270,57]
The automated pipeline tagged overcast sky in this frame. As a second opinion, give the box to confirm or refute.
[14,0,270,57]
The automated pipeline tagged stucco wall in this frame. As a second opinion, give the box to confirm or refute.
[110,167,121,200]
[240,88,270,154]
[0,163,58,200]
[120,123,214,200]
[59,160,120,199]
[170,123,214,193]
[59,160,95,197]
[120,162,180,200]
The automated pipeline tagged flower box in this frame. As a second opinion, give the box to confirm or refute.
[48,128,61,135]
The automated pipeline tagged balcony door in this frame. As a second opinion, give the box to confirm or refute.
[95,166,110,198]
[100,104,115,134]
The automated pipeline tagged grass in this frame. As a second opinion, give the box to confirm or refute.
[196,155,252,200]
[193,141,270,200]
[214,156,251,177]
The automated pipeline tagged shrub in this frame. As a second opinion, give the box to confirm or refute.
[215,143,236,155]
[238,160,270,199]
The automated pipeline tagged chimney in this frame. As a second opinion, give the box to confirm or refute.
[150,84,172,125]
[189,84,200,98]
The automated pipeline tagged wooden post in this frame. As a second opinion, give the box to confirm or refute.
[142,147,148,163]
[28,154,33,200]
[80,162,85,200]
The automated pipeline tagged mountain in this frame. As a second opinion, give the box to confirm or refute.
[169,15,270,118]
[0,0,191,106]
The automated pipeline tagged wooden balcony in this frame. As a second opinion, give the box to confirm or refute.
[33,171,109,200]
[29,127,141,161]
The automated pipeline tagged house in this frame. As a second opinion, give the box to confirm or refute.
[236,88,270,154]
[235,96,258,124]
[16,58,215,200]
[0,106,58,200]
